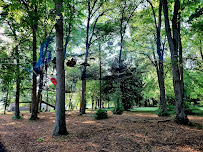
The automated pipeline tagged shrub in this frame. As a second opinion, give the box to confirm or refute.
[12,116,23,120]
[94,109,108,120]
[156,109,170,117]
[167,105,176,112]
[184,101,196,115]
[112,106,124,115]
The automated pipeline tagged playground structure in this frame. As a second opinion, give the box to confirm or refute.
[21,36,79,111]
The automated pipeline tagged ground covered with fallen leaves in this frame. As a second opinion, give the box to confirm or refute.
[0,111,202,152]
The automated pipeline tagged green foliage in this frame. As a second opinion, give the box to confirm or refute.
[94,108,108,120]
[38,138,44,142]
[12,116,23,120]
[156,109,170,117]
[184,102,203,116]
[167,105,176,112]
[200,101,203,107]
[112,106,124,115]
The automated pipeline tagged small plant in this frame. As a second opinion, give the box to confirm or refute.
[112,106,124,115]
[38,138,44,142]
[94,109,108,120]
[12,116,23,120]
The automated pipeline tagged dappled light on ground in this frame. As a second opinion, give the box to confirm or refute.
[82,121,97,124]
[0,111,202,152]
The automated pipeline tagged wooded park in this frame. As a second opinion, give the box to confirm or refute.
[0,0,202,151]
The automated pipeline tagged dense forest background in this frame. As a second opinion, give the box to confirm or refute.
[0,0,202,128]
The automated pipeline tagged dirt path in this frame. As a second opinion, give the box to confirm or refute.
[0,111,202,152]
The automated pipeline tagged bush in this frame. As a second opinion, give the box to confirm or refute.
[167,105,176,112]
[200,101,203,107]
[156,108,170,117]
[184,101,196,115]
[94,109,108,120]
[12,116,23,120]
[112,106,124,115]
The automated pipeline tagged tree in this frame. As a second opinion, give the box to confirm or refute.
[80,0,111,114]
[110,0,142,111]
[162,0,188,124]
[53,0,68,136]
[146,0,167,115]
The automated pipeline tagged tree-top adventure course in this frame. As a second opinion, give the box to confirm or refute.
[0,0,202,151]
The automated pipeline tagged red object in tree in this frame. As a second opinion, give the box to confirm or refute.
[51,78,57,86]
[21,113,24,116]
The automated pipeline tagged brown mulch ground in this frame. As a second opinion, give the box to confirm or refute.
[0,111,202,152]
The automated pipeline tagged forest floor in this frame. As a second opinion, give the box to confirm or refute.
[0,111,202,152]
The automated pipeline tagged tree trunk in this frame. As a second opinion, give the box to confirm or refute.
[15,45,20,118]
[37,71,43,112]
[81,7,91,114]
[4,90,9,114]
[162,0,188,124]
[148,0,166,114]
[53,0,68,136]
[99,43,102,109]
[158,61,166,112]
[46,69,49,112]
[81,78,86,114]
[30,5,38,120]
[178,13,184,100]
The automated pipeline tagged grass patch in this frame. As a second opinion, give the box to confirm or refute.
[130,107,158,113]
[129,106,203,116]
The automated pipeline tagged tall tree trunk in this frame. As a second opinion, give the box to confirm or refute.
[178,13,184,100]
[81,78,86,114]
[157,1,166,113]
[148,0,166,114]
[162,0,188,124]
[46,69,49,112]
[15,45,20,118]
[30,4,38,120]
[81,4,91,114]
[37,71,43,112]
[158,61,166,112]
[4,89,9,114]
[53,0,68,136]
[99,43,102,109]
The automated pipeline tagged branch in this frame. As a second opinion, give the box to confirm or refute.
[6,20,17,41]
[90,0,98,15]
[140,52,156,67]
[146,0,158,30]
[19,0,30,10]
[90,2,103,18]
[90,35,103,45]
[89,9,111,45]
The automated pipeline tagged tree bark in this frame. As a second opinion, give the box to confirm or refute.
[147,0,166,114]
[53,0,68,136]
[37,71,43,112]
[30,4,38,120]
[4,89,9,114]
[178,13,184,100]
[80,2,91,114]
[99,43,102,109]
[162,0,188,124]
[157,1,166,113]
[81,78,86,114]
[15,45,20,118]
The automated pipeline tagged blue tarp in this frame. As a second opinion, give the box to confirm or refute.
[33,37,52,75]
